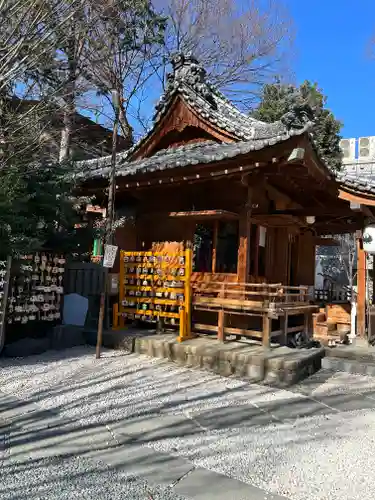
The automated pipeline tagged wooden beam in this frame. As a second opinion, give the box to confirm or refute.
[316,223,362,235]
[339,189,375,207]
[264,181,300,210]
[313,237,340,247]
[357,237,366,337]
[169,209,239,219]
[254,207,354,217]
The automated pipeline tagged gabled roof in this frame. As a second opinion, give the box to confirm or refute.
[77,53,315,180]
[337,169,375,196]
[152,54,289,142]
[78,127,310,180]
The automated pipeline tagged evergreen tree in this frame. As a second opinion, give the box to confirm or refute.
[0,0,167,259]
[0,160,93,259]
[0,92,92,259]
[251,81,343,172]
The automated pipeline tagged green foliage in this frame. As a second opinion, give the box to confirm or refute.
[0,161,93,259]
[251,80,343,172]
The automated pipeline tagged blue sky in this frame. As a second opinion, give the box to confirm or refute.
[289,0,375,139]
[80,0,375,142]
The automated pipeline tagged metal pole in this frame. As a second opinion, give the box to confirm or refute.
[96,89,120,359]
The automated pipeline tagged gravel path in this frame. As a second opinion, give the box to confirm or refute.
[1,346,375,500]
[1,455,186,500]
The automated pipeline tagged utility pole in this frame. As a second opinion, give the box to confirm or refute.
[96,89,120,359]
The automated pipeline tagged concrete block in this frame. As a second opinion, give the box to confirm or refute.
[171,342,186,361]
[201,354,216,370]
[218,348,237,363]
[153,341,166,359]
[216,360,233,377]
[116,335,136,352]
[246,363,264,381]
[283,370,299,386]
[133,338,146,354]
[50,325,85,350]
[266,356,285,371]
[162,341,173,360]
[232,360,247,377]
[264,370,283,386]
[132,335,324,387]
[185,353,202,368]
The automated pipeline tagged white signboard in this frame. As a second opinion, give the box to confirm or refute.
[363,226,375,254]
[259,226,267,248]
[103,245,118,268]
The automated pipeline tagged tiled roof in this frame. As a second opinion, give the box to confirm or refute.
[337,169,375,195]
[77,53,314,180]
[76,127,309,181]
[153,54,290,141]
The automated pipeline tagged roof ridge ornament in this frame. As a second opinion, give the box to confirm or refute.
[156,52,216,112]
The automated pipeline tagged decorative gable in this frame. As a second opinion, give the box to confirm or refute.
[132,95,237,160]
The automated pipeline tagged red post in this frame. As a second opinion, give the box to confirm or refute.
[357,238,366,337]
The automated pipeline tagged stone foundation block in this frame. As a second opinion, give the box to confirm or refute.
[246,363,264,381]
[129,334,325,387]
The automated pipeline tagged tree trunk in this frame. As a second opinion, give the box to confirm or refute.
[59,79,75,163]
[59,33,77,163]
[118,103,133,149]
[0,90,7,164]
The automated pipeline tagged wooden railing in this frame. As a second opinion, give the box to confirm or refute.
[192,282,309,306]
[314,287,352,303]
[192,281,317,347]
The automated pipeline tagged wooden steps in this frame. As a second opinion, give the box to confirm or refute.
[313,303,351,345]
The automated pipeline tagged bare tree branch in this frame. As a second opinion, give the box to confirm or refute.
[153,0,295,108]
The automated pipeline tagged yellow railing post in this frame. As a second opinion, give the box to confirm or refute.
[119,250,125,328]
[179,306,186,339]
[185,247,192,338]
[178,247,193,342]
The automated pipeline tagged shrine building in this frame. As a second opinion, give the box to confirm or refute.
[77,53,375,344]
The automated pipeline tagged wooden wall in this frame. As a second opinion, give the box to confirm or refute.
[137,216,195,250]
[296,231,315,286]
[112,222,137,272]
[111,176,318,287]
[267,228,289,284]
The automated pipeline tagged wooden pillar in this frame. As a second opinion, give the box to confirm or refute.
[357,237,366,337]
[372,255,375,305]
[262,312,271,348]
[237,182,252,282]
[217,309,225,342]
[212,220,218,273]
[281,312,288,346]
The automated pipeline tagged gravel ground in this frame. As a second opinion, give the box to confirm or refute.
[1,456,185,500]
[2,346,375,500]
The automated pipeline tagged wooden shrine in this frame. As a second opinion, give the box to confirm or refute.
[77,54,375,345]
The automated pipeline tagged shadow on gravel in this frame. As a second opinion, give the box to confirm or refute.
[1,346,375,499]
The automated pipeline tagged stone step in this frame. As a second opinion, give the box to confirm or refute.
[323,344,375,376]
[322,356,375,376]
[132,333,325,387]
